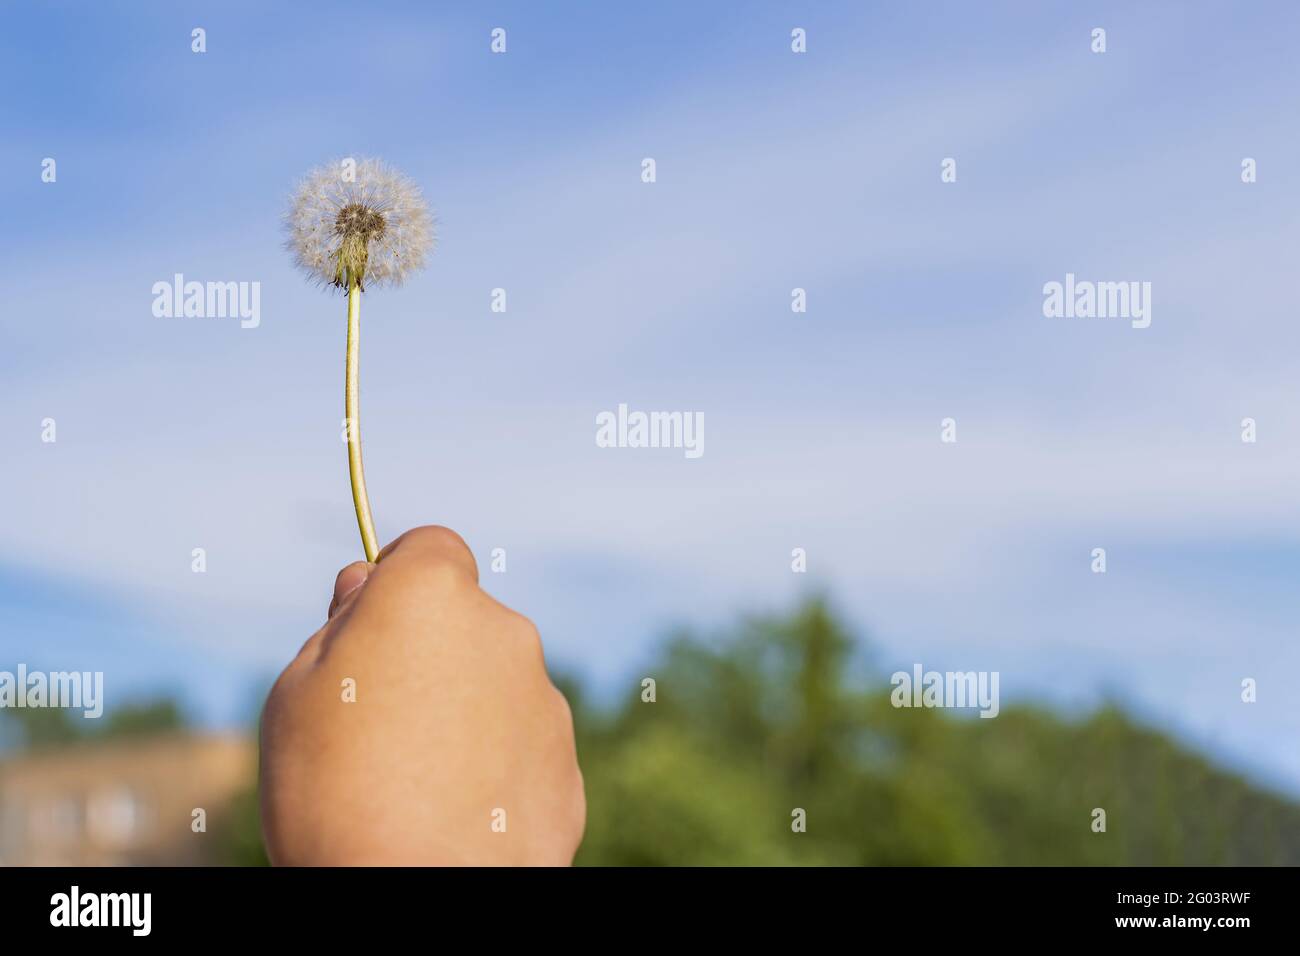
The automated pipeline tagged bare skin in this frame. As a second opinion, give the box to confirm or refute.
[259,526,586,865]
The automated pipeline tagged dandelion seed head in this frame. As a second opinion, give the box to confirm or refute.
[284,158,434,291]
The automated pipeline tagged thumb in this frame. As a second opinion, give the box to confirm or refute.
[328,561,373,619]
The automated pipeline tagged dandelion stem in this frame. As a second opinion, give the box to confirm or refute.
[346,278,380,562]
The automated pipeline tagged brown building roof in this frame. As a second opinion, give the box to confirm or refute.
[0,734,255,866]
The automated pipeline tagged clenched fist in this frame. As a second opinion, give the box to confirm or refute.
[259,526,585,865]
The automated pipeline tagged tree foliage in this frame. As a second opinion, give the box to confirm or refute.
[572,598,1300,865]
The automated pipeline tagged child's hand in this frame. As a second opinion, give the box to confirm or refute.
[259,526,586,865]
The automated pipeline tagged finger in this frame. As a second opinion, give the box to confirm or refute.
[376,525,479,583]
[328,561,373,619]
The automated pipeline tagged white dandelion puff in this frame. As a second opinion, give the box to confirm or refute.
[283,157,435,563]
[284,157,434,291]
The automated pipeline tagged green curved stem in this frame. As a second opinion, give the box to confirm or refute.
[346,279,379,562]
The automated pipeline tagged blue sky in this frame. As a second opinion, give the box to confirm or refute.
[3,1,1299,795]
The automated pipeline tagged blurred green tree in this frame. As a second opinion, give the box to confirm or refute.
[14,602,1294,866]
[571,597,1300,865]
[101,699,187,739]
[0,695,187,749]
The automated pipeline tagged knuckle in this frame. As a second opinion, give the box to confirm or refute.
[502,606,537,638]
[403,524,471,554]
[568,767,588,843]
[550,686,574,725]
[386,525,479,586]
[512,614,546,659]
[515,613,540,640]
